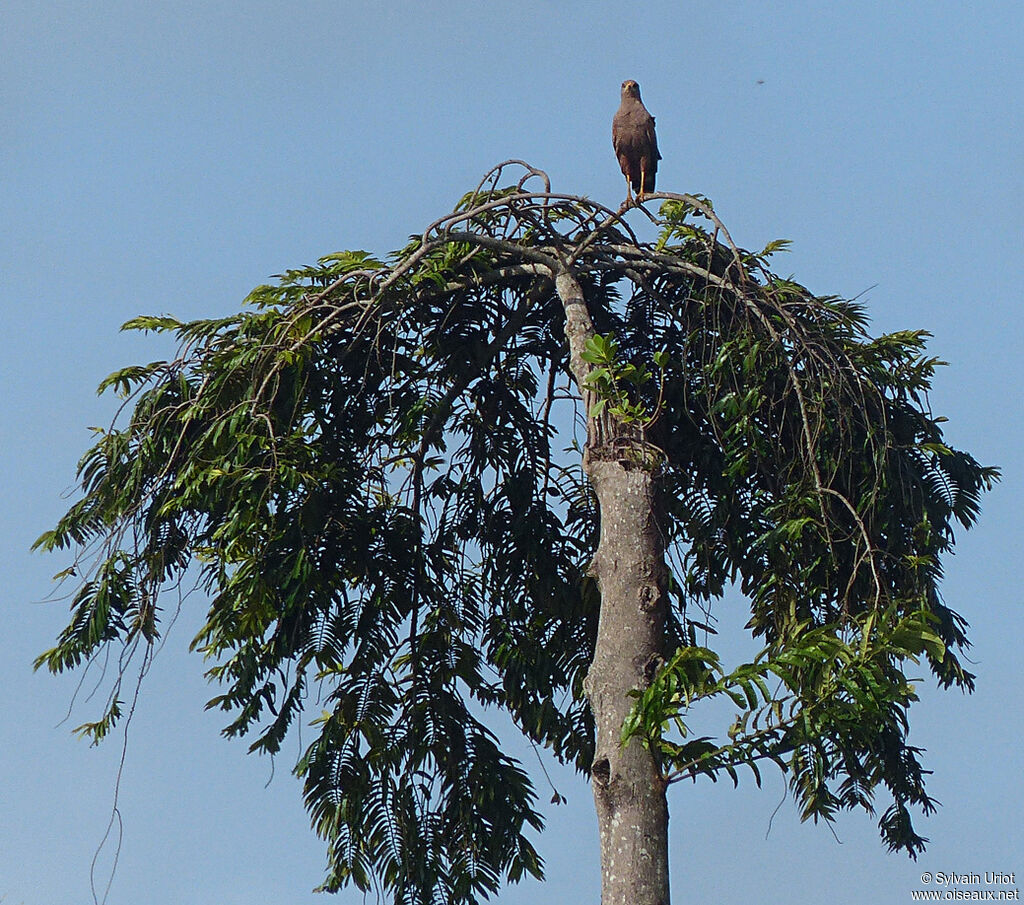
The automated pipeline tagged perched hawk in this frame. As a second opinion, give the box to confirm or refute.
[612,79,661,202]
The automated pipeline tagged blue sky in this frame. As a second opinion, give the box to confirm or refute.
[2,2,1021,903]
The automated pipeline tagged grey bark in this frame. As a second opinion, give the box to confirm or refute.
[555,268,671,905]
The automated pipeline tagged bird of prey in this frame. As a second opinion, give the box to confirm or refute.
[612,79,661,203]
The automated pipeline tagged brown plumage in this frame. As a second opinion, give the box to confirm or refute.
[612,79,661,201]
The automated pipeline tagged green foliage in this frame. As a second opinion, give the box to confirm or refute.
[623,608,946,855]
[35,239,592,904]
[35,164,996,900]
[580,332,667,428]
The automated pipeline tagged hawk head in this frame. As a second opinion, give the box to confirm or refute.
[621,79,642,100]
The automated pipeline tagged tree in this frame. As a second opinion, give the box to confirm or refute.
[36,161,997,905]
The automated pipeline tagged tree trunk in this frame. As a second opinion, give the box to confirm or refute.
[555,269,671,905]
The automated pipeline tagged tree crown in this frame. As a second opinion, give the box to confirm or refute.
[36,162,997,902]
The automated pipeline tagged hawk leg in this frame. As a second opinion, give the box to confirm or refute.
[639,167,647,200]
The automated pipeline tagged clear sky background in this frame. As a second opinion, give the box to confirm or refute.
[2,2,1021,903]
